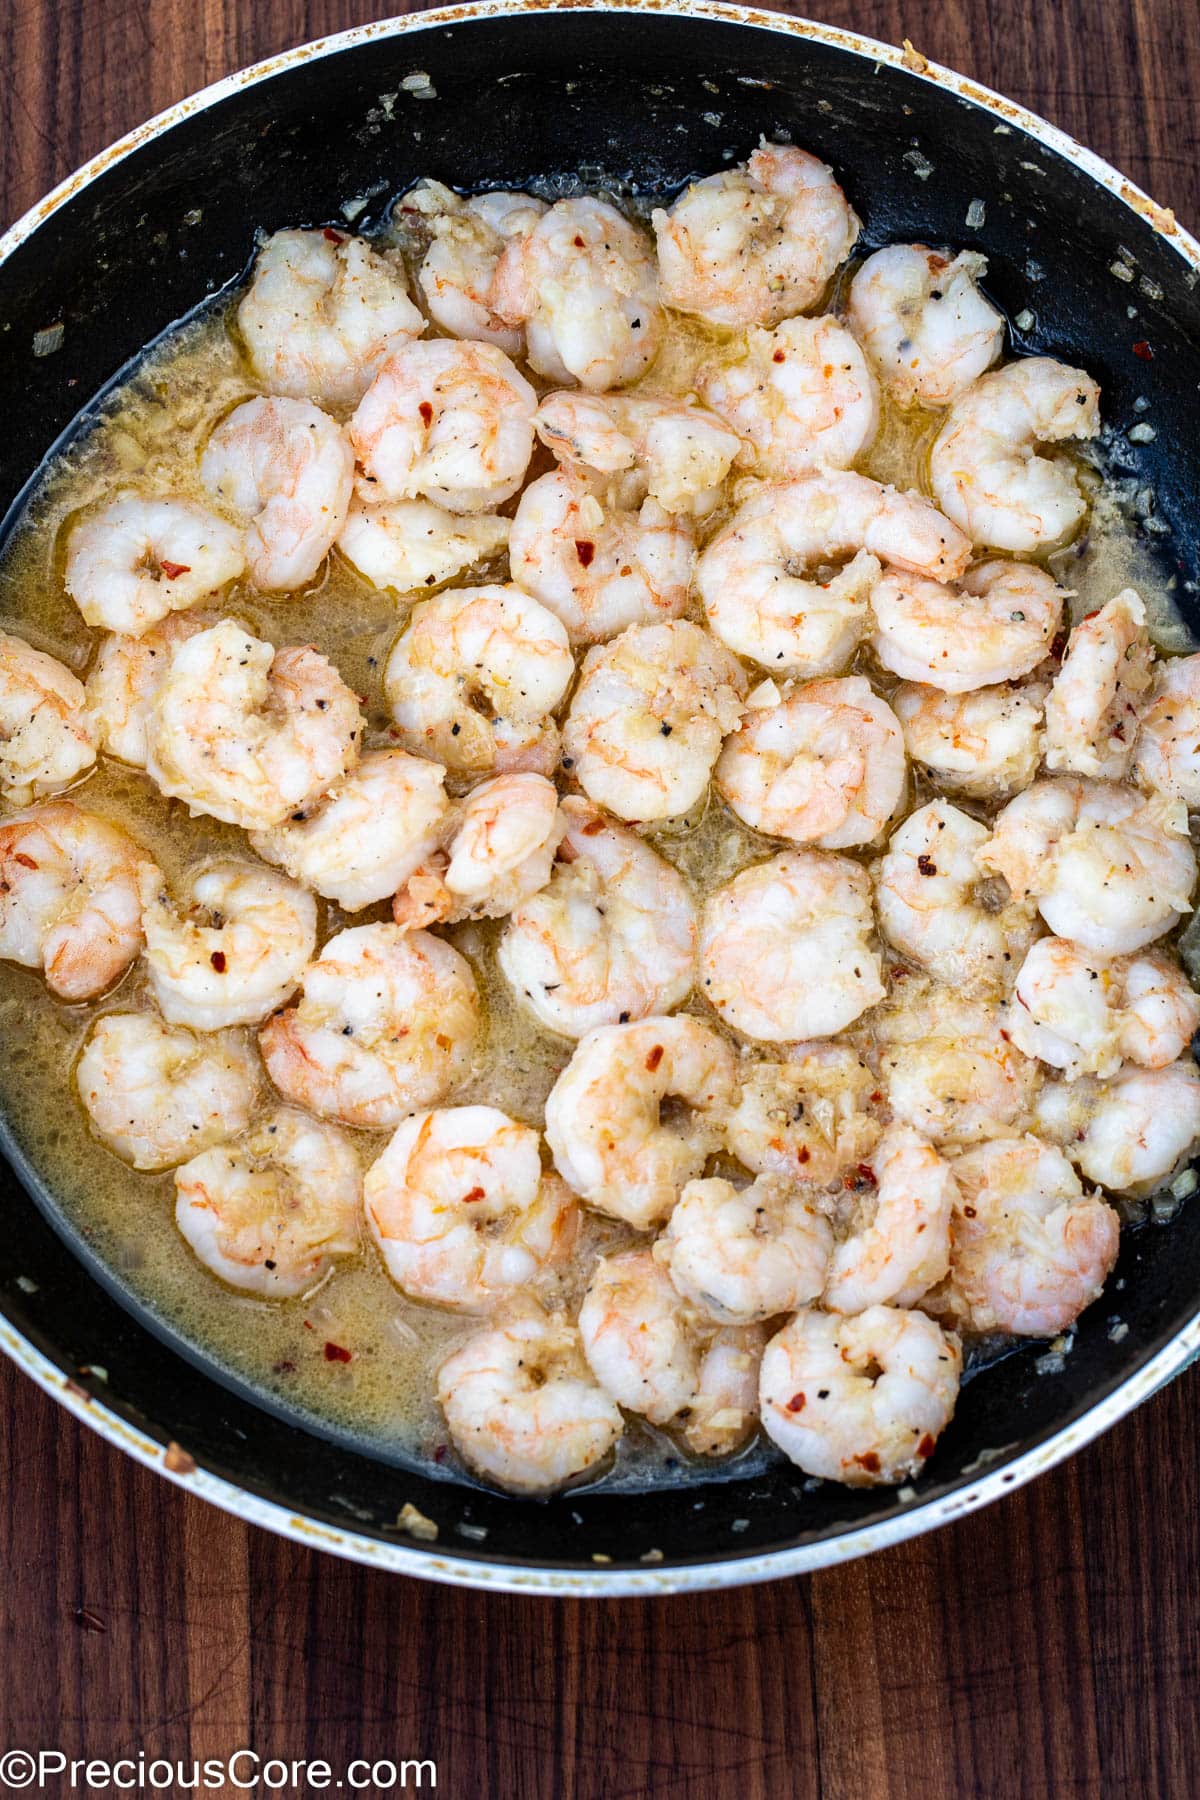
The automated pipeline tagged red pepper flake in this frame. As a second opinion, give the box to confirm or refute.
[210,950,227,973]
[575,539,596,567]
[302,1318,315,1331]
[272,1359,297,1375]
[857,1164,876,1184]
[963,1205,977,1218]
[796,1145,811,1165]
[324,1341,352,1363]
[1132,339,1153,361]
[786,1392,806,1413]
[573,234,585,248]
[772,348,786,364]
[916,854,938,877]
[323,227,345,244]
[855,1451,881,1473]
[433,1443,448,1463]
[13,853,38,870]
[461,1186,486,1205]
[418,400,434,427]
[159,560,190,580]
[917,1433,936,1459]
[74,1607,107,1634]
[644,1044,665,1073]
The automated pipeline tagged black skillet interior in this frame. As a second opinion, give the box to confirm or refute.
[1,7,1198,1576]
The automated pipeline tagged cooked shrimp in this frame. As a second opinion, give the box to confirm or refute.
[725,1043,883,1187]
[930,355,1101,550]
[543,1015,736,1229]
[533,390,744,516]
[199,396,353,592]
[139,861,317,1031]
[364,1105,578,1310]
[658,1175,832,1324]
[824,1125,956,1313]
[1132,653,1200,808]
[259,923,478,1128]
[490,195,663,390]
[508,468,694,644]
[436,1310,622,1495]
[944,1136,1119,1335]
[145,619,362,830]
[700,850,884,1041]
[349,340,536,514]
[250,749,449,912]
[85,614,210,769]
[562,620,746,822]
[238,227,423,407]
[383,584,573,778]
[874,990,1041,1144]
[394,772,563,931]
[847,245,1004,407]
[696,472,970,677]
[716,676,907,847]
[398,180,547,354]
[64,494,245,636]
[893,677,1046,801]
[683,1321,770,1458]
[1040,1058,1200,1194]
[979,777,1196,955]
[1044,588,1154,778]
[175,1108,361,1297]
[871,560,1065,693]
[497,796,697,1037]
[0,802,154,1001]
[579,1249,763,1455]
[651,141,860,329]
[1119,953,1200,1069]
[700,314,879,478]
[876,800,1037,996]
[759,1304,961,1486]
[1008,936,1200,1079]
[76,1011,259,1171]
[0,631,95,804]
[336,496,509,594]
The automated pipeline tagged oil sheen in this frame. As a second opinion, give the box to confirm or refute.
[0,226,1191,1487]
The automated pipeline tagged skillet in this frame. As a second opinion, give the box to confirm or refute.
[1,0,1198,1595]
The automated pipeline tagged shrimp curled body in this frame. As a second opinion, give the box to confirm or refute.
[759,1305,962,1487]
[259,923,479,1128]
[175,1108,361,1296]
[146,620,362,830]
[0,802,154,1001]
[437,1311,623,1494]
[365,1106,578,1311]
[544,1015,736,1229]
[140,861,317,1031]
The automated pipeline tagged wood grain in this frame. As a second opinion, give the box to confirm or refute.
[2,2,1199,1795]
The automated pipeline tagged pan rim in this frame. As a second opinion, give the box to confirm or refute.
[1,0,1198,1595]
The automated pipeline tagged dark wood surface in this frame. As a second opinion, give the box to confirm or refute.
[2,1,1200,1794]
